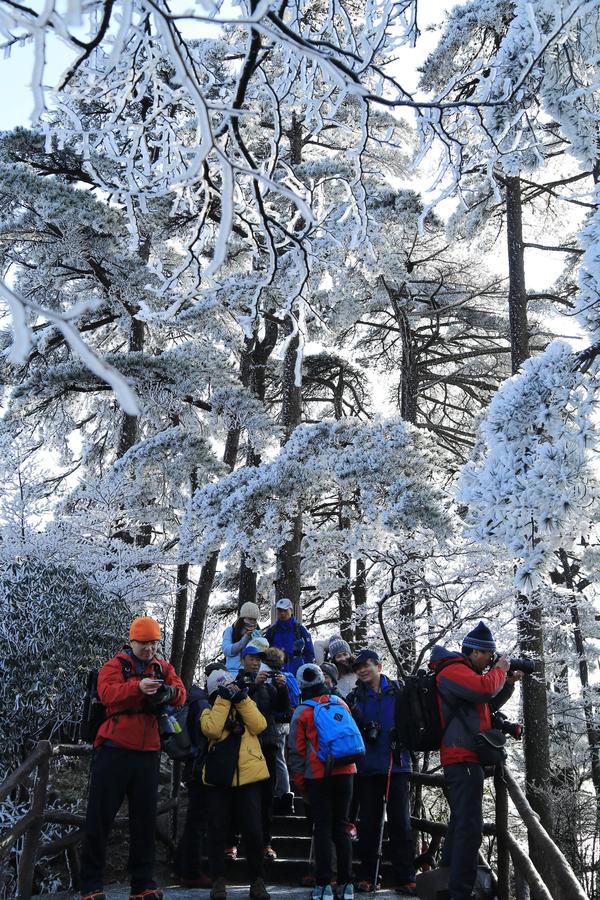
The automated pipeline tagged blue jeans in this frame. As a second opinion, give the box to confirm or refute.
[441,763,485,900]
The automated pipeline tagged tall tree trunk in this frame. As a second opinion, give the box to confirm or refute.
[275,326,303,615]
[180,421,242,688]
[558,550,600,800]
[170,562,189,672]
[505,175,554,882]
[353,558,368,646]
[237,321,279,607]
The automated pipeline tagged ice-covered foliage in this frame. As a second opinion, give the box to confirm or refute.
[460,341,600,591]
[182,417,447,571]
[0,558,131,776]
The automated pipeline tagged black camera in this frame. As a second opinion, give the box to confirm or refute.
[492,711,523,740]
[225,716,245,736]
[364,721,382,744]
[507,658,535,676]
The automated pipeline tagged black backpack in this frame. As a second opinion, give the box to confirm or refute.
[395,658,464,752]
[161,684,210,762]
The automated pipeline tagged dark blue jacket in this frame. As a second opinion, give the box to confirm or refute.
[347,675,410,775]
[265,617,315,676]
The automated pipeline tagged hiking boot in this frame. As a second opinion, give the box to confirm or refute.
[312,886,334,900]
[264,845,277,860]
[280,791,295,814]
[356,882,374,893]
[345,822,358,840]
[210,877,227,900]
[249,877,270,899]
[336,884,354,899]
[395,885,417,897]
[225,846,238,859]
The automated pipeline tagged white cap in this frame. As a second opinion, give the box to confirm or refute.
[207,669,233,697]
[275,598,293,610]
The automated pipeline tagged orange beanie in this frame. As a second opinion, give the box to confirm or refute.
[129,616,161,641]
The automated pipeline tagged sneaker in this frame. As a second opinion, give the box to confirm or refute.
[395,885,418,897]
[336,884,354,900]
[249,877,270,900]
[264,845,277,860]
[210,877,227,900]
[312,886,334,900]
[225,846,238,860]
[345,822,358,841]
[356,882,374,893]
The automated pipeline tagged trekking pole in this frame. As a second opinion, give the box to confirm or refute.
[373,752,393,893]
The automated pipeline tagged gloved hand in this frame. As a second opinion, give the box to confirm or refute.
[230,688,248,704]
[217,684,235,701]
[293,638,305,656]
[144,683,177,710]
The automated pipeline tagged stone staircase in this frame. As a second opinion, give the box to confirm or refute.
[204,795,395,889]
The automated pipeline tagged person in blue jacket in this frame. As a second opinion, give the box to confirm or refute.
[346,649,416,897]
[264,598,315,676]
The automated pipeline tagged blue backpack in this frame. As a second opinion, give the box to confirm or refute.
[303,696,365,773]
[285,672,300,708]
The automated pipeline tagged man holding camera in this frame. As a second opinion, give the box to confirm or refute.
[80,616,185,900]
[347,649,416,896]
[431,621,522,900]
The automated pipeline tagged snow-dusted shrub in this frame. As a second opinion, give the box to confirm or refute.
[0,558,131,777]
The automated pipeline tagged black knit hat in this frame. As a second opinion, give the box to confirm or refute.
[462,621,496,652]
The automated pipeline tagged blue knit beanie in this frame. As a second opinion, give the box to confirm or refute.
[462,621,496,652]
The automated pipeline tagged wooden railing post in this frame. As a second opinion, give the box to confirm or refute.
[494,763,510,900]
[17,741,51,900]
[503,767,590,900]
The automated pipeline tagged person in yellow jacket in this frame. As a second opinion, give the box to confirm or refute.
[201,669,270,900]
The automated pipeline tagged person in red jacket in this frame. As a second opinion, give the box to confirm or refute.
[430,621,521,900]
[80,616,185,900]
[288,664,356,900]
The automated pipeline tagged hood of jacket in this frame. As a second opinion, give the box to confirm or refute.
[429,645,464,669]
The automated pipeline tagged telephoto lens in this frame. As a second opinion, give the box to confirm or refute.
[507,658,536,676]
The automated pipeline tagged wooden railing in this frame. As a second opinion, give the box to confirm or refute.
[0,743,178,900]
[0,744,591,900]
[409,767,590,900]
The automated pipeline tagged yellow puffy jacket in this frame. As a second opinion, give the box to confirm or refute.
[200,695,269,787]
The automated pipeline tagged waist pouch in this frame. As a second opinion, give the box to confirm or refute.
[204,732,243,787]
[473,728,507,766]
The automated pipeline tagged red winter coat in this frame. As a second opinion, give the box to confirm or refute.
[431,648,510,767]
[95,649,185,751]
[287,694,357,789]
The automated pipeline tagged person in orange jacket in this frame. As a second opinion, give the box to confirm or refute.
[80,616,185,900]
[288,664,356,900]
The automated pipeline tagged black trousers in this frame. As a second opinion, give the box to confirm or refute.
[356,773,415,885]
[261,745,277,845]
[206,782,265,881]
[306,774,353,887]
[80,745,160,893]
[174,774,207,878]
[441,763,485,900]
